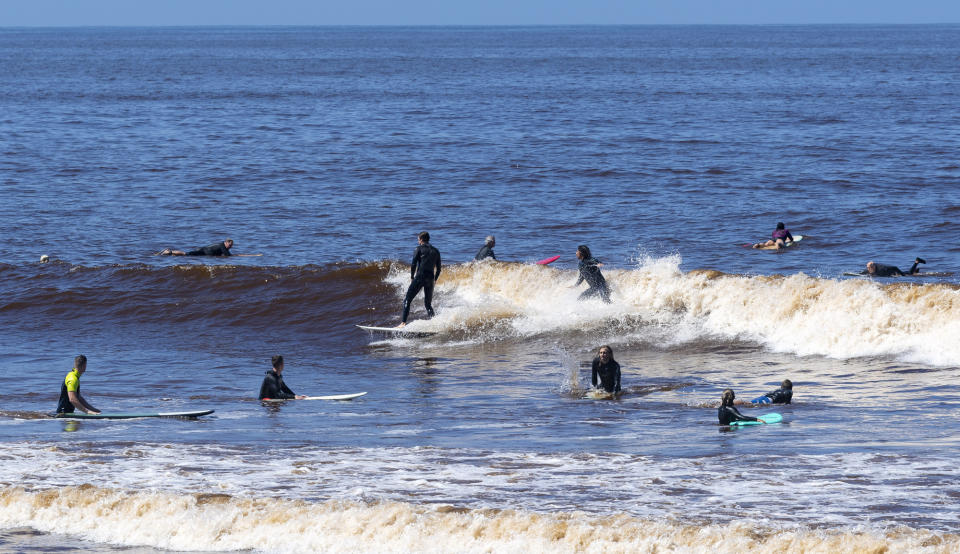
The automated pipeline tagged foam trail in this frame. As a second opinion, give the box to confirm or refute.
[387,258,960,366]
[1,486,957,554]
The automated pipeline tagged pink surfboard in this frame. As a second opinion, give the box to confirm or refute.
[536,255,560,265]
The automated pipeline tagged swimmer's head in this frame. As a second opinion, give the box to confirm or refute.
[721,388,735,406]
[224,239,234,248]
[39,255,49,263]
[576,245,592,259]
[866,261,876,273]
[418,231,430,243]
[485,235,495,245]
[781,379,793,389]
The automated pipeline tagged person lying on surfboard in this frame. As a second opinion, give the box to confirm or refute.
[736,379,792,405]
[862,258,925,277]
[56,354,100,415]
[572,244,611,303]
[591,345,621,394]
[258,355,307,400]
[474,235,496,261]
[752,222,794,249]
[718,389,764,425]
[156,238,234,256]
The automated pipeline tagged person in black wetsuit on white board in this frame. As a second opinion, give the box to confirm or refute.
[474,235,496,261]
[157,238,233,256]
[398,231,442,328]
[591,345,621,394]
[258,355,306,401]
[862,257,925,277]
[718,389,763,425]
[571,244,611,303]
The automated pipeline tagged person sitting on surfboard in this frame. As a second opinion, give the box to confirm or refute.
[862,258,925,277]
[738,379,792,405]
[398,231,442,327]
[474,235,496,261]
[718,389,763,425]
[56,354,100,415]
[591,345,621,394]
[157,239,233,256]
[258,355,307,401]
[572,245,611,303]
[752,222,794,249]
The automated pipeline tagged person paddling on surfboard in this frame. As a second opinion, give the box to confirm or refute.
[56,355,100,415]
[259,355,307,401]
[398,231,442,328]
[752,222,794,249]
[862,258,925,277]
[737,379,792,405]
[591,345,621,394]
[571,245,611,303]
[718,389,763,425]
[474,235,496,261]
[157,238,234,256]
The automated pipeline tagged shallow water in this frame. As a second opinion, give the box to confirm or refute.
[2,24,960,552]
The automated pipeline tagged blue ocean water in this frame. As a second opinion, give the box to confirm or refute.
[1,25,959,552]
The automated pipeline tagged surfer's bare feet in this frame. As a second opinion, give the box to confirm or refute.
[396,322,406,328]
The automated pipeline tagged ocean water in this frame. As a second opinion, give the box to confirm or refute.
[1,25,960,553]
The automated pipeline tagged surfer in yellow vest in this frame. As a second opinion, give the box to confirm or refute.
[752,222,794,249]
[56,355,100,415]
[156,239,233,256]
[398,231,442,327]
[259,355,307,400]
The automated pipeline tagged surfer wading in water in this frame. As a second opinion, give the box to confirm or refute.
[259,355,306,401]
[398,231,442,328]
[157,238,234,257]
[571,244,611,303]
[591,345,621,394]
[474,235,496,261]
[56,355,100,415]
[718,389,763,425]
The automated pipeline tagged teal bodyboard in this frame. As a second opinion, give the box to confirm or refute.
[729,413,782,426]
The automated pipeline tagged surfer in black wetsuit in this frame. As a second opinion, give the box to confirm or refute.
[399,231,442,327]
[591,345,621,393]
[258,355,306,401]
[738,379,793,405]
[718,389,763,425]
[474,235,496,261]
[157,239,233,256]
[572,245,611,303]
[863,258,925,277]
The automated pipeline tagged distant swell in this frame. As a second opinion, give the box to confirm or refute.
[1,486,956,553]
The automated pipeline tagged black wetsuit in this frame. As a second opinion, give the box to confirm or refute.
[56,379,76,414]
[864,261,922,277]
[258,370,296,400]
[718,404,759,425]
[474,245,496,261]
[759,387,792,404]
[591,357,621,393]
[402,243,442,323]
[576,257,610,303]
[187,243,232,256]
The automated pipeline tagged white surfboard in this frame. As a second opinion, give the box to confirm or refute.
[261,392,367,402]
[52,409,214,420]
[355,325,437,337]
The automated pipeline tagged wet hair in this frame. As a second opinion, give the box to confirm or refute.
[271,355,283,369]
[597,345,616,364]
[485,235,495,244]
[224,238,234,246]
[577,245,592,259]
[781,379,793,389]
[721,388,735,406]
[776,222,785,230]
[74,354,87,369]
[418,231,430,243]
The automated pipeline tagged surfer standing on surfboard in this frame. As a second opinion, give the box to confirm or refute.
[398,231,442,328]
[474,235,496,261]
[258,355,307,401]
[572,245,611,303]
[56,355,100,415]
[752,222,794,249]
[156,238,233,256]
